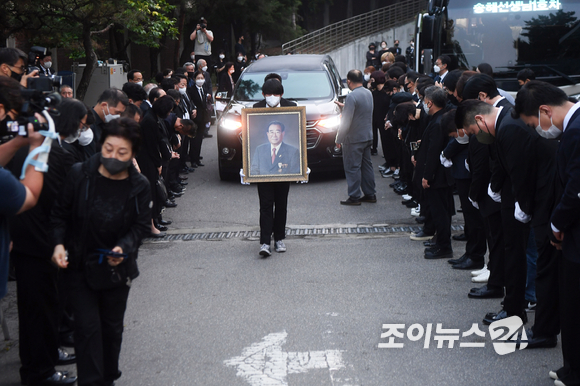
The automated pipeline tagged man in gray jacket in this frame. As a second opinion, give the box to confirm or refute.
[335,69,376,205]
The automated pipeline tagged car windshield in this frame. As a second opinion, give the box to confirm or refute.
[234,71,333,101]
[444,0,580,78]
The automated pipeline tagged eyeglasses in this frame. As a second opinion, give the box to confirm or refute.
[9,65,26,74]
[80,122,90,131]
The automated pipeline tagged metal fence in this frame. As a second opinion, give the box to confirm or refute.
[282,0,428,55]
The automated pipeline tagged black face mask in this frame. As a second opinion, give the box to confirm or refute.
[187,71,195,79]
[447,94,459,106]
[10,69,23,82]
[100,154,132,175]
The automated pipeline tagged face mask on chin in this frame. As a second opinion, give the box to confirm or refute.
[536,109,562,139]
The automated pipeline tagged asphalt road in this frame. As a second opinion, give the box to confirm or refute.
[0,124,562,386]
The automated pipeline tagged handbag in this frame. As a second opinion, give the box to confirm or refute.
[156,176,168,202]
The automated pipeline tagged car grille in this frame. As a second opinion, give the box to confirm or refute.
[306,120,320,149]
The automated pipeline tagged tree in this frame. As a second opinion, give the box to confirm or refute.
[1,0,178,100]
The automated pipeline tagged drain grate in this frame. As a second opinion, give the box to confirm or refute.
[145,224,465,242]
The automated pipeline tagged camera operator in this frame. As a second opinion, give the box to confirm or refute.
[9,98,87,386]
[189,17,213,70]
[0,77,46,301]
[0,47,39,88]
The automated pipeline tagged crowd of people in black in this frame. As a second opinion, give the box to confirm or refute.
[362,45,579,385]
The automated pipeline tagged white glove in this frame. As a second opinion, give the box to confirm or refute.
[469,197,479,209]
[299,167,311,184]
[465,159,470,172]
[440,153,453,168]
[239,169,250,185]
[488,183,501,203]
[514,202,532,223]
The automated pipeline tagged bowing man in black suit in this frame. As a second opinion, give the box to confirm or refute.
[514,81,580,385]
[252,78,297,258]
[457,100,534,326]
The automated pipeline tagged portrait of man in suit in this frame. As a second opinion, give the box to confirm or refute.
[250,120,300,175]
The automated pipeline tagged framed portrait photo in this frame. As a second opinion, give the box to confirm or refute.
[242,106,308,183]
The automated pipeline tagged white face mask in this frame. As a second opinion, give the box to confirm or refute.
[136,81,143,87]
[219,54,225,59]
[265,95,281,108]
[202,66,208,72]
[104,104,120,123]
[434,65,441,73]
[364,74,371,82]
[195,79,205,87]
[422,102,430,115]
[456,130,470,145]
[64,129,80,144]
[178,87,187,95]
[237,56,244,62]
[78,128,94,146]
[191,55,195,61]
[536,110,562,139]
[381,44,387,49]
[43,61,52,69]
[382,61,387,66]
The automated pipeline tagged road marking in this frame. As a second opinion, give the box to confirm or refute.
[224,331,345,385]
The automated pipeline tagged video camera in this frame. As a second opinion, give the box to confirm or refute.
[0,77,61,140]
[199,17,207,30]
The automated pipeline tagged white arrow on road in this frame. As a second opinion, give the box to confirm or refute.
[224,331,345,385]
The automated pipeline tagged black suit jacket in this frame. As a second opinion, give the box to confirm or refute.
[188,85,209,126]
[467,134,501,217]
[552,107,580,262]
[418,108,454,189]
[217,72,234,97]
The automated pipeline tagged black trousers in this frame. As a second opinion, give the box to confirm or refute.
[558,256,580,386]
[372,125,379,152]
[456,179,486,261]
[500,207,529,316]
[13,252,59,384]
[189,131,204,164]
[257,182,290,245]
[179,137,190,168]
[483,211,505,291]
[531,224,561,338]
[67,270,130,386]
[420,187,436,235]
[426,186,453,250]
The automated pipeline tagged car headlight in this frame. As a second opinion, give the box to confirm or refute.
[220,117,242,131]
[317,115,341,132]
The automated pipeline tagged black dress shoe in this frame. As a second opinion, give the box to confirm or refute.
[340,197,361,206]
[196,162,205,167]
[483,309,527,325]
[424,248,453,259]
[164,200,177,208]
[452,233,467,241]
[423,239,436,247]
[389,181,402,188]
[448,254,468,265]
[38,371,77,385]
[519,328,558,349]
[57,348,76,365]
[410,230,434,241]
[203,134,213,138]
[360,194,377,203]
[404,200,419,208]
[468,285,504,299]
[179,181,188,186]
[149,231,166,238]
[453,258,485,270]
[371,149,378,155]
[159,219,172,226]
[155,224,168,232]
[179,176,188,181]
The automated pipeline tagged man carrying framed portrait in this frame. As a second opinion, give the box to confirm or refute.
[242,78,308,257]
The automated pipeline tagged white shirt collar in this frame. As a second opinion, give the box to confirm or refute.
[439,71,448,81]
[270,143,282,154]
[492,96,505,107]
[494,106,504,129]
[563,102,580,132]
